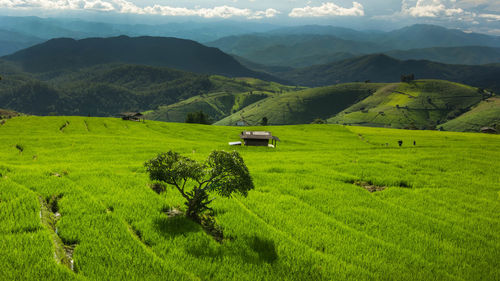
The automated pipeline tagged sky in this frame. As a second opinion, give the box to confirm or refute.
[0,0,499,34]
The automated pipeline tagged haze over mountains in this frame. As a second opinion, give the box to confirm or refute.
[208,24,500,67]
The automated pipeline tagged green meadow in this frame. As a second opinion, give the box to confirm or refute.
[0,116,499,280]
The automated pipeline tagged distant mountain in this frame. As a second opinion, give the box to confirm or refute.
[0,29,44,56]
[384,46,500,65]
[267,25,380,42]
[207,34,383,67]
[3,36,280,82]
[207,24,500,68]
[0,16,279,43]
[381,24,500,50]
[279,54,500,92]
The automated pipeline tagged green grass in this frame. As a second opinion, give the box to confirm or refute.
[441,97,500,132]
[1,116,499,280]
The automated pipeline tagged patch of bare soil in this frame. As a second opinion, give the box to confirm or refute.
[353,181,386,192]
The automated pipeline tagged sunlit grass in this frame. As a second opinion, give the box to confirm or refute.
[0,116,499,280]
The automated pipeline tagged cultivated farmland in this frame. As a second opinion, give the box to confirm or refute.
[0,116,499,280]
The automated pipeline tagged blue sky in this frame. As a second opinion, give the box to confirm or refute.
[1,0,499,34]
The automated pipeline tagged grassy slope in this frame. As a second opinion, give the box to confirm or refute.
[215,83,382,126]
[0,116,499,280]
[329,80,485,129]
[144,76,302,123]
[441,97,500,132]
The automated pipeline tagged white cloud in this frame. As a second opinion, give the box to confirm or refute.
[401,0,464,18]
[479,13,500,21]
[289,2,364,18]
[248,8,280,19]
[0,0,279,19]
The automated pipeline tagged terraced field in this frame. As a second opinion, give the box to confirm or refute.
[1,116,499,280]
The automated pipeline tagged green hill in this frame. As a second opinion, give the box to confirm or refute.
[0,63,296,117]
[215,80,492,130]
[215,83,382,126]
[440,97,500,132]
[329,80,486,129]
[144,77,300,122]
[0,63,214,116]
[2,35,279,82]
[0,116,499,280]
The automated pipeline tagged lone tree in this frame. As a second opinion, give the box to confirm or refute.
[145,150,254,223]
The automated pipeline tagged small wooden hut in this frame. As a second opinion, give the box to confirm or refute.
[120,112,143,121]
[480,127,497,134]
[240,131,280,147]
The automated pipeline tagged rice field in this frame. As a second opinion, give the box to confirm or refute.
[0,116,499,280]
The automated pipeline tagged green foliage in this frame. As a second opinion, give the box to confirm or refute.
[145,150,254,222]
[185,111,211,125]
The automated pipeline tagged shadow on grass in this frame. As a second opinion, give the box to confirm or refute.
[186,234,278,264]
[249,236,278,263]
[153,216,200,237]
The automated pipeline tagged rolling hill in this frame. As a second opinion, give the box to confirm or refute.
[215,83,382,126]
[440,97,500,132]
[2,36,279,82]
[0,62,296,117]
[279,54,500,92]
[329,80,487,129]
[214,80,492,131]
[144,77,301,123]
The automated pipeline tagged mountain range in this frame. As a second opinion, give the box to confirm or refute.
[277,54,500,93]
[208,24,500,67]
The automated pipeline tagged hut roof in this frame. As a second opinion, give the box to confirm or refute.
[240,131,272,140]
[120,112,143,117]
[480,127,497,133]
